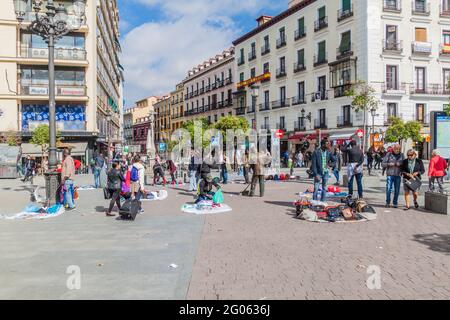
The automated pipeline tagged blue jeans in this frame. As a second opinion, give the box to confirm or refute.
[189,170,197,191]
[386,175,401,206]
[348,173,363,198]
[64,179,75,209]
[333,169,340,184]
[221,168,228,184]
[313,173,329,201]
[93,168,100,188]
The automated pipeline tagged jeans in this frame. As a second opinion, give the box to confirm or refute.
[333,169,340,184]
[250,175,265,197]
[313,173,329,201]
[93,168,100,188]
[386,175,401,205]
[221,168,228,184]
[348,173,363,198]
[64,179,75,209]
[189,170,197,191]
[108,189,121,213]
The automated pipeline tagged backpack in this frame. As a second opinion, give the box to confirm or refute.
[130,166,139,182]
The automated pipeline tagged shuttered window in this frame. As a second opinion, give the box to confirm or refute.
[318,6,326,19]
[415,28,427,42]
[342,0,351,11]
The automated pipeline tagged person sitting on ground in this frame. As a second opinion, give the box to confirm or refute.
[196,173,221,204]
[106,162,125,217]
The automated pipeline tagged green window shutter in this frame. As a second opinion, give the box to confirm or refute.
[318,41,326,60]
[318,6,326,19]
[298,49,304,64]
[342,0,351,11]
[340,31,351,52]
[298,17,305,33]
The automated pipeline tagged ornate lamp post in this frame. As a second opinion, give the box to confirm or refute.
[14,0,86,204]
[250,85,259,149]
[370,107,378,149]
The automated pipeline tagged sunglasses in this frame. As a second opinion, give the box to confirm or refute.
[407,154,415,157]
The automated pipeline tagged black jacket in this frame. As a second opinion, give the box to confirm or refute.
[311,149,335,176]
[188,156,200,172]
[344,144,364,165]
[198,179,220,196]
[400,158,425,180]
[107,168,125,190]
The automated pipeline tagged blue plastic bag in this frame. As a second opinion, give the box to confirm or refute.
[212,189,224,204]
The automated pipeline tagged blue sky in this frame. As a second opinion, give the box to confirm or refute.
[117,0,287,106]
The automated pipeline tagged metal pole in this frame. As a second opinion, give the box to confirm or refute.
[253,95,258,150]
[362,106,367,152]
[48,34,57,170]
[371,113,375,148]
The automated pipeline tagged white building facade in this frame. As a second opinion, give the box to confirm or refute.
[233,0,450,157]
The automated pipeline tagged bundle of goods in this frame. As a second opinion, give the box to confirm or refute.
[0,204,64,220]
[181,201,232,215]
[140,190,168,201]
[294,194,377,223]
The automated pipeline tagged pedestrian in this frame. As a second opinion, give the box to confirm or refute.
[311,140,335,201]
[243,150,250,184]
[61,148,76,210]
[22,155,36,183]
[447,159,450,181]
[344,140,364,199]
[188,149,200,192]
[249,150,268,197]
[366,146,374,175]
[105,162,125,217]
[374,148,383,170]
[131,155,146,201]
[296,151,304,168]
[288,154,294,176]
[401,150,425,210]
[428,149,448,194]
[331,145,342,186]
[166,158,177,185]
[196,173,221,203]
[199,156,213,180]
[93,153,105,188]
[382,144,404,208]
[220,154,228,184]
[153,158,167,185]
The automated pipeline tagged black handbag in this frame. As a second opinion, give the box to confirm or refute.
[103,188,112,200]
[404,177,422,191]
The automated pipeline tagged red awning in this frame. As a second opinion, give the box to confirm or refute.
[288,133,306,140]
[306,133,329,140]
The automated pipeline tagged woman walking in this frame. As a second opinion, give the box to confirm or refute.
[401,150,425,210]
[106,162,125,217]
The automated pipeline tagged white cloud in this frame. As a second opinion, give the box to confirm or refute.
[121,0,286,105]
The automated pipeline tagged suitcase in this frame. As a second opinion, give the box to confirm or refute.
[119,199,141,221]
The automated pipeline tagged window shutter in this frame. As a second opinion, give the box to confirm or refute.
[342,0,351,11]
[415,28,427,42]
[318,6,326,19]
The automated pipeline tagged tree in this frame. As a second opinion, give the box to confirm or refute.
[345,81,381,151]
[444,104,450,116]
[213,115,249,142]
[180,118,211,149]
[385,117,423,146]
[30,125,61,158]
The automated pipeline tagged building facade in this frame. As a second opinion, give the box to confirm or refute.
[0,0,123,161]
[170,83,184,133]
[183,47,236,125]
[154,95,171,149]
[132,116,150,155]
[233,0,450,157]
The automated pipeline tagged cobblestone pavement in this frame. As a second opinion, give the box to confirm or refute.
[187,170,450,300]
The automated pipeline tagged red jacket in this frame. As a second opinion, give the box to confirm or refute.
[428,156,448,177]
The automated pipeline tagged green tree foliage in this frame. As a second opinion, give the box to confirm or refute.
[213,115,249,141]
[30,124,50,156]
[345,80,380,113]
[444,104,450,116]
[181,118,211,149]
[385,117,423,145]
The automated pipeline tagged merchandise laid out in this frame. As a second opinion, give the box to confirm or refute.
[265,174,297,181]
[181,202,232,215]
[0,204,64,220]
[294,186,377,223]
[140,190,168,201]
[77,185,97,191]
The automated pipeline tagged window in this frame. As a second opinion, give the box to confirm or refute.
[297,49,305,65]
[416,104,425,122]
[443,30,450,45]
[387,103,397,119]
[298,81,305,101]
[251,42,256,54]
[343,105,351,123]
[386,25,398,48]
[280,86,286,102]
[280,116,285,129]
[227,89,232,102]
[251,68,256,78]
[318,6,326,19]
[443,69,450,90]
[298,17,305,33]
[279,57,286,71]
[319,109,326,126]
[318,41,326,62]
[280,27,286,41]
[342,0,351,11]
[386,65,398,90]
[239,72,244,82]
[263,62,270,74]
[415,67,426,92]
[339,31,351,53]
[264,35,269,47]
[240,48,244,60]
[318,76,326,95]
[214,114,218,122]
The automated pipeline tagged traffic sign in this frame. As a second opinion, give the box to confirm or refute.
[275,129,284,139]
[356,129,364,138]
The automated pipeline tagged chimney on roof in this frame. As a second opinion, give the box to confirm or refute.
[256,15,272,27]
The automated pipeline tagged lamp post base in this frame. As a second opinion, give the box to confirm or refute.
[44,171,61,206]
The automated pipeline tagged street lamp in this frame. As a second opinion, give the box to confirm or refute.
[370,107,378,149]
[14,0,86,204]
[250,85,259,147]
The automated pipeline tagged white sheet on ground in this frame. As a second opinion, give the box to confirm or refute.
[140,190,168,201]
[181,203,232,215]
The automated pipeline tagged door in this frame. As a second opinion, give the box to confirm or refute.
[318,76,326,97]
[343,105,351,124]
[415,67,426,92]
[387,103,397,118]
[319,109,326,127]
[416,104,425,123]
[280,86,286,103]
[297,49,304,66]
[386,25,398,48]
[264,90,270,109]
[386,65,398,90]
[318,41,326,62]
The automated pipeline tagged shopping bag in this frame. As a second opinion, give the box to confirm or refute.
[212,189,224,204]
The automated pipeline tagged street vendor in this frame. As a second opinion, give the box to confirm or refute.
[196,173,221,204]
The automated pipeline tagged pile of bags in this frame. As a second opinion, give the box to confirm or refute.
[266,173,296,181]
[294,194,377,223]
[298,185,348,199]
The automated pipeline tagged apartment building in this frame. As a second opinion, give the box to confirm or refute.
[132,116,150,155]
[154,95,171,149]
[123,96,158,148]
[170,83,184,133]
[183,47,236,125]
[0,0,123,161]
[233,0,450,157]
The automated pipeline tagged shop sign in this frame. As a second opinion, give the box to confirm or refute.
[237,72,271,89]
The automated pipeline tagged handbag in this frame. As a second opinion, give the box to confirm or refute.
[404,177,422,192]
[103,188,112,200]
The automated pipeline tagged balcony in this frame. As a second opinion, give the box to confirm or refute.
[205,85,211,92]
[313,54,328,67]
[276,123,287,132]
[261,44,271,56]
[383,40,403,53]
[21,83,86,96]
[337,5,354,22]
[293,62,306,73]
[292,96,307,106]
[333,84,352,98]
[314,16,328,32]
[311,91,328,102]
[248,51,257,61]
[336,43,353,60]
[20,45,87,61]
[199,88,204,94]
[189,92,194,98]
[409,84,450,95]
[185,93,189,100]
[211,82,217,90]
[236,107,246,116]
[237,56,245,66]
[411,41,432,55]
[217,80,225,88]
[412,1,430,15]
[272,99,290,110]
[210,102,218,110]
[276,37,287,49]
[276,67,287,79]
[294,121,307,132]
[294,28,306,41]
[383,0,401,12]
[247,105,255,113]
[337,116,353,128]
[259,102,271,111]
[225,77,233,85]
[314,118,328,129]
[440,4,450,17]
[193,90,199,97]
[382,82,407,94]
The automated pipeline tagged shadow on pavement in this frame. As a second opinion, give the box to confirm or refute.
[412,234,450,255]
[95,205,107,213]
[264,201,294,208]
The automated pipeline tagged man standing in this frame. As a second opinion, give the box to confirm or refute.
[131,155,146,201]
[188,149,200,192]
[93,153,105,188]
[382,144,404,208]
[22,155,36,183]
[249,150,268,197]
[61,148,76,210]
[344,140,364,199]
[311,140,335,201]
[331,145,342,186]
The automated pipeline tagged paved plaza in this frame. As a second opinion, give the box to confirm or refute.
[0,170,449,300]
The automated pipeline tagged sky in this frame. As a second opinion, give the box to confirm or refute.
[118,0,288,107]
